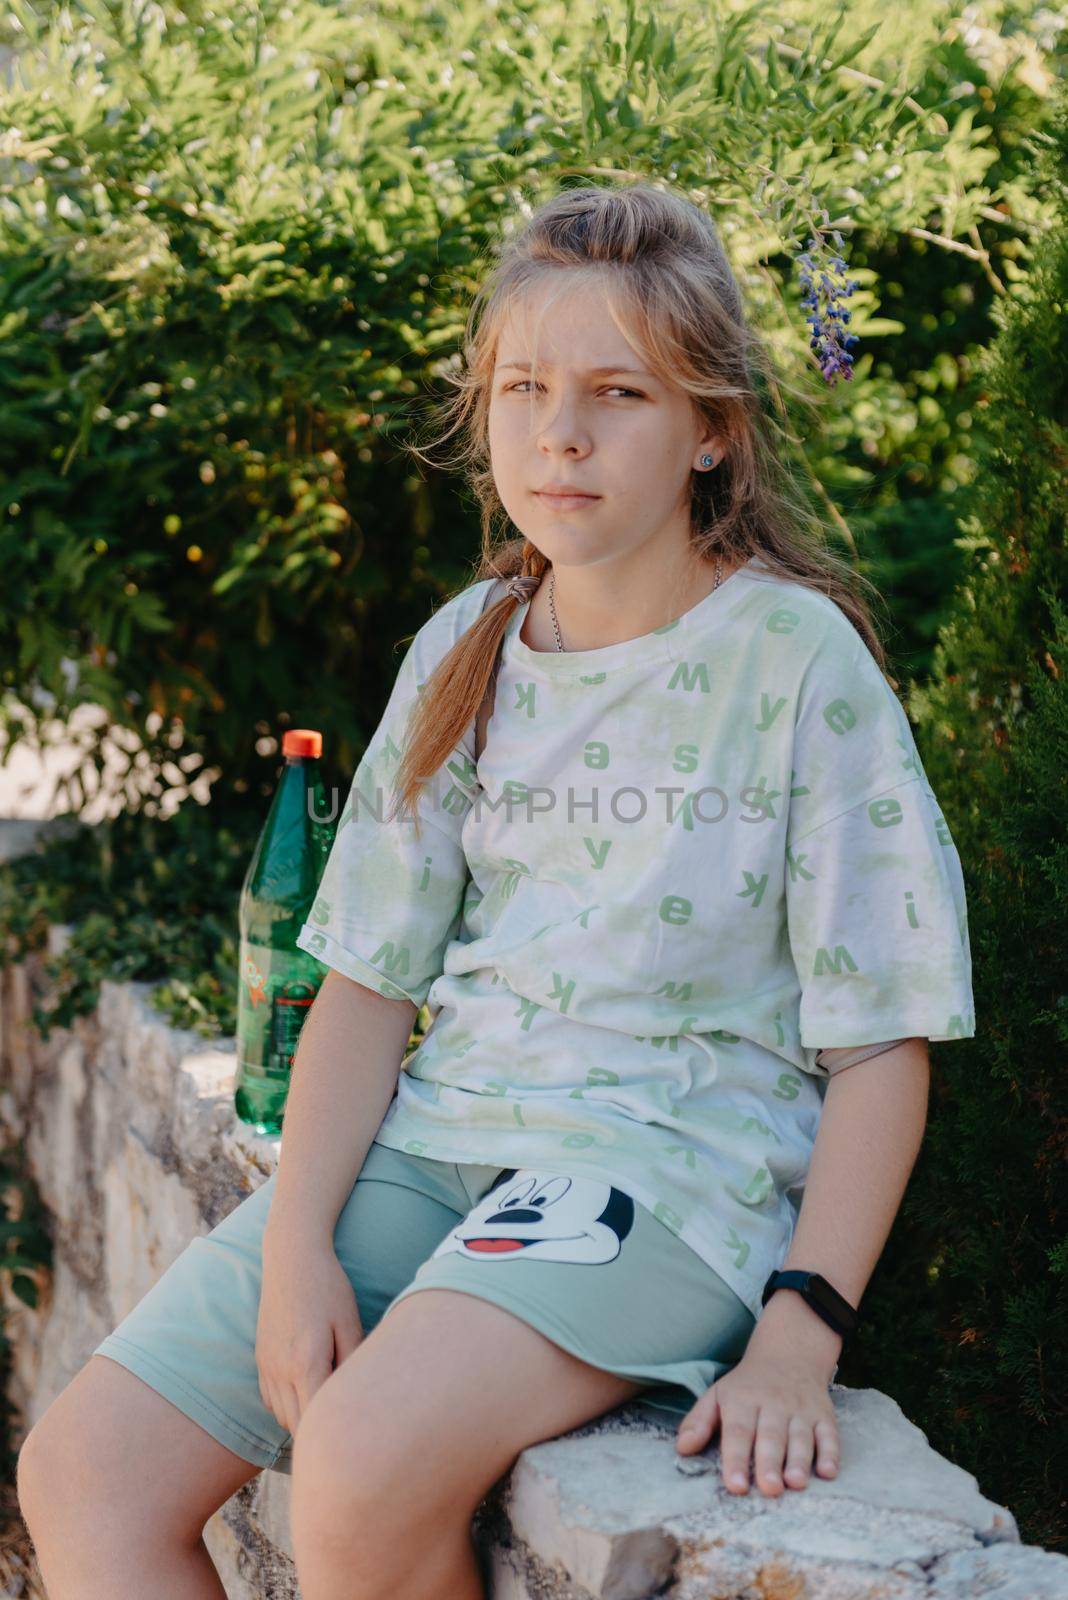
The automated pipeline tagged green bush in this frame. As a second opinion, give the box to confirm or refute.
[0,800,440,1049]
[0,0,1059,812]
[0,803,258,1038]
[841,89,1068,1549]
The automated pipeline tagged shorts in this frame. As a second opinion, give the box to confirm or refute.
[93,1139,756,1475]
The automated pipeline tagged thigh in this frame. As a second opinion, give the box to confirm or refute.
[290,1163,755,1518]
[292,1285,643,1523]
[385,1163,756,1421]
[89,1142,471,1478]
[18,1352,261,1551]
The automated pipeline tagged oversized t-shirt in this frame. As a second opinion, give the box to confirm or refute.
[295,555,975,1319]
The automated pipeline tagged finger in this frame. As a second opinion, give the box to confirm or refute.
[719,1414,757,1494]
[280,1380,301,1438]
[333,1312,364,1368]
[676,1387,719,1453]
[296,1356,331,1426]
[270,1381,292,1438]
[783,1415,816,1489]
[752,1409,789,1496]
[260,1373,285,1434]
[814,1416,840,1477]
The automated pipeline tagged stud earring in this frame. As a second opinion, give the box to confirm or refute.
[700,454,715,469]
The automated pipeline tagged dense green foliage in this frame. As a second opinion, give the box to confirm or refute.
[840,93,1068,1548]
[0,0,1061,812]
[0,803,256,1038]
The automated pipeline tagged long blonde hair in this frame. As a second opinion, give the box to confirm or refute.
[392,180,888,826]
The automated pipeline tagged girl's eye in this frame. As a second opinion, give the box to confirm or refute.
[504,381,643,399]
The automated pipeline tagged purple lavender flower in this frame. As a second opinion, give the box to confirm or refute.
[796,233,859,385]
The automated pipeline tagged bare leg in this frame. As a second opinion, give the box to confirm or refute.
[289,1288,644,1600]
[403,1517,485,1600]
[17,1355,264,1600]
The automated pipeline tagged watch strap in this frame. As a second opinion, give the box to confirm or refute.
[761,1269,860,1339]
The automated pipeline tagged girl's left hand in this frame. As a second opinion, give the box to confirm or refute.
[675,1346,840,1496]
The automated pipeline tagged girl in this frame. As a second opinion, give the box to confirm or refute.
[19,183,974,1600]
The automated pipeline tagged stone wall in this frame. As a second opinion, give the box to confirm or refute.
[2,934,1067,1599]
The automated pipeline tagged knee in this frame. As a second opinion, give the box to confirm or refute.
[15,1428,41,1528]
[289,1395,442,1561]
[290,1402,392,1534]
[18,1396,130,1542]
[17,1412,73,1533]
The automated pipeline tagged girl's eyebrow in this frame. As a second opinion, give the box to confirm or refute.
[496,360,653,378]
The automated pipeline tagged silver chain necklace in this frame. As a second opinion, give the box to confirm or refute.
[547,556,723,652]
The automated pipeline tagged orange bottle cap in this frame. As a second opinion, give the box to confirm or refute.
[282,729,322,759]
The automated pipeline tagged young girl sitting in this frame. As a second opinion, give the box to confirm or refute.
[20,180,974,1600]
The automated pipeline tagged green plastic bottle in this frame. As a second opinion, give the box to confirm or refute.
[234,728,336,1135]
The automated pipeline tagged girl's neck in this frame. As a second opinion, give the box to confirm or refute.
[519,552,745,654]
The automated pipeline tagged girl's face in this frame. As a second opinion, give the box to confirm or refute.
[487,280,723,575]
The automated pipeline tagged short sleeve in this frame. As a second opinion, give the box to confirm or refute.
[295,581,492,1007]
[784,614,976,1052]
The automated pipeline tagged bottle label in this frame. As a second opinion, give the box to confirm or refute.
[239,941,320,1076]
[269,979,317,1070]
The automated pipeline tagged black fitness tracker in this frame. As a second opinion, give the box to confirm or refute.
[761,1269,860,1341]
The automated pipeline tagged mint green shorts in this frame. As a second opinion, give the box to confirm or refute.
[93,1139,755,1475]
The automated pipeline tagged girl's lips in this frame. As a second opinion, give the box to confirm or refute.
[536,491,600,509]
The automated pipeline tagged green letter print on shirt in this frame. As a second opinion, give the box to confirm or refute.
[724,1226,751,1268]
[514,682,536,718]
[740,1166,774,1206]
[653,1200,685,1234]
[739,870,768,908]
[582,840,612,870]
[813,945,859,976]
[299,928,410,1002]
[495,857,533,899]
[786,847,816,884]
[659,894,692,926]
[870,797,904,828]
[666,661,711,694]
[655,980,693,1002]
[756,693,788,731]
[823,697,857,735]
[897,735,923,779]
[569,1066,620,1099]
[741,778,781,821]
[772,1072,804,1102]
[547,973,576,1014]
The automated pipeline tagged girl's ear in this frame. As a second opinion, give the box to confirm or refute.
[697,437,727,470]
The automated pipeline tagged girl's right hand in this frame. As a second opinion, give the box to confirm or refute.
[255,1234,365,1437]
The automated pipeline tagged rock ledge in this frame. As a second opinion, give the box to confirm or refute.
[2,936,1064,1599]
